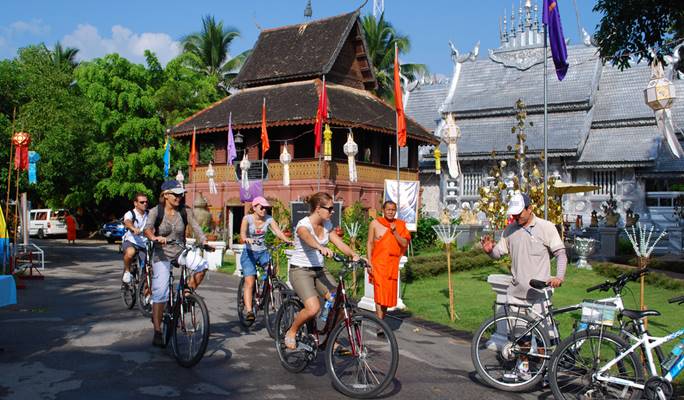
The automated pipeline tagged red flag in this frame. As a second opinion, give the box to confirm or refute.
[14,146,29,170]
[261,98,270,156]
[190,126,197,171]
[314,78,328,154]
[394,46,407,147]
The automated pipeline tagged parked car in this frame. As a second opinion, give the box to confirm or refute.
[29,209,68,239]
[100,219,125,244]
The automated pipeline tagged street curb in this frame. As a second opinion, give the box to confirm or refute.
[388,311,474,343]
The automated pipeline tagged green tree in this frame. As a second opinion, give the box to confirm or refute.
[361,13,428,102]
[181,15,250,92]
[593,0,684,70]
[46,42,80,70]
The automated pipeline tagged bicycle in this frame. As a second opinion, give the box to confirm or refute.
[548,295,684,400]
[157,240,213,368]
[274,254,399,399]
[136,241,154,318]
[237,241,291,338]
[120,248,144,310]
[471,268,649,392]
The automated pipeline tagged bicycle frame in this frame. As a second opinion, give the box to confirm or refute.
[596,327,684,389]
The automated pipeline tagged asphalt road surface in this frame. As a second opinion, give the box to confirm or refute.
[0,239,544,400]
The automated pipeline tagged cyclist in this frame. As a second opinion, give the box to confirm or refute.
[239,196,293,323]
[122,193,149,284]
[283,192,360,350]
[143,179,210,347]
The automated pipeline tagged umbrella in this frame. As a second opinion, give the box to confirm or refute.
[549,181,600,196]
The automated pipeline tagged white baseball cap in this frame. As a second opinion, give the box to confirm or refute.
[506,192,531,215]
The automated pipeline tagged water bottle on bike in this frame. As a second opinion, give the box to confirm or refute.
[320,293,336,322]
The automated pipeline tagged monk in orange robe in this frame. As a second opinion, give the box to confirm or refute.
[367,201,411,321]
[65,213,77,244]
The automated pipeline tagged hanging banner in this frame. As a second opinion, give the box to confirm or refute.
[384,179,420,231]
[239,180,263,202]
[28,151,40,184]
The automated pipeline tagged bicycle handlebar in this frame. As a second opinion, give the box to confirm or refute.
[668,295,684,304]
[163,239,215,252]
[586,268,649,293]
[332,253,369,270]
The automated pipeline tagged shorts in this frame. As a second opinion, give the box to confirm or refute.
[122,241,146,255]
[151,259,208,304]
[505,293,558,342]
[240,249,270,276]
[289,266,337,302]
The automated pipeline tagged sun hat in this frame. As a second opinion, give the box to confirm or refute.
[506,192,531,215]
[161,179,185,195]
[252,196,270,208]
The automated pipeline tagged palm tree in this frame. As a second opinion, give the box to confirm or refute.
[361,13,427,103]
[181,15,250,92]
[47,42,79,69]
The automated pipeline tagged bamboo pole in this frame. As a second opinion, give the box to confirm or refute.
[639,256,648,329]
[5,108,16,223]
[447,242,455,321]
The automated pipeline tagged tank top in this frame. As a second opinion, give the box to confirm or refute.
[246,214,272,252]
[290,216,332,267]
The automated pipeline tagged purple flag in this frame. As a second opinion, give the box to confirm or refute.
[227,112,237,165]
[239,180,263,202]
[543,0,569,81]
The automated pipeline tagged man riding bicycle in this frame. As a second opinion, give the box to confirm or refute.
[283,192,361,350]
[122,193,149,284]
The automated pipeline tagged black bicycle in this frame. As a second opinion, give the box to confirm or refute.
[237,241,290,338]
[120,246,148,310]
[136,241,154,317]
[274,254,399,399]
[158,240,212,368]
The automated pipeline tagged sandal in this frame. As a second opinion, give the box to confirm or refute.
[183,289,192,298]
[245,311,256,322]
[284,333,297,350]
[334,345,352,356]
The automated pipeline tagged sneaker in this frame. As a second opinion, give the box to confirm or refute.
[122,272,132,284]
[517,361,532,381]
[152,331,164,348]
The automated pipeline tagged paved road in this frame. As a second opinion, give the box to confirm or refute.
[0,239,545,400]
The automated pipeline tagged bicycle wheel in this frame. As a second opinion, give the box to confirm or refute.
[170,293,210,368]
[325,312,399,399]
[274,298,313,373]
[549,329,643,400]
[471,313,551,392]
[121,281,136,309]
[264,280,289,339]
[137,272,152,317]
[237,277,257,328]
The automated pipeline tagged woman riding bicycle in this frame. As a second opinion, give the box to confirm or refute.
[283,192,360,350]
[144,179,210,347]
[240,196,293,323]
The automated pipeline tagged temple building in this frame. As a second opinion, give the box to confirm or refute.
[171,11,436,241]
[406,2,684,252]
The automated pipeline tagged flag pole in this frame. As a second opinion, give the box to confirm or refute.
[262,98,266,184]
[5,108,16,224]
[317,76,326,193]
[543,23,549,220]
[395,43,401,216]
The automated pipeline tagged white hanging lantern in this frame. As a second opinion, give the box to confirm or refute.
[206,161,218,194]
[176,169,185,188]
[343,129,358,182]
[240,152,251,190]
[279,144,291,187]
[644,59,683,158]
[443,113,461,178]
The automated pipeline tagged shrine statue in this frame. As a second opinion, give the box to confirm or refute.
[590,210,599,228]
[625,208,640,227]
[459,203,479,225]
[193,193,212,230]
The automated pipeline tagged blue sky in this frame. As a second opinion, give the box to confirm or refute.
[0,0,602,76]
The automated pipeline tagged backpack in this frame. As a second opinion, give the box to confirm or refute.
[153,204,188,234]
[128,209,149,230]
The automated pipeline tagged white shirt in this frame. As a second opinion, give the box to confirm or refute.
[290,216,332,267]
[123,209,148,247]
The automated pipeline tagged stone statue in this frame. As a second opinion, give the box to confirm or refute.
[192,193,212,231]
[625,208,640,227]
[460,203,479,225]
[590,210,599,228]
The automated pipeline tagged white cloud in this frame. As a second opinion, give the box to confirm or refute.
[0,19,51,57]
[62,24,181,65]
[8,19,51,36]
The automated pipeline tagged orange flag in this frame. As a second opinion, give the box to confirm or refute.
[261,98,270,157]
[314,77,328,154]
[190,126,197,171]
[393,45,407,147]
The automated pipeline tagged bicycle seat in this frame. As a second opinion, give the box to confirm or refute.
[621,309,661,320]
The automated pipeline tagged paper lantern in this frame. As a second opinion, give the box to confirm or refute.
[434,147,441,175]
[644,60,682,157]
[240,153,251,190]
[343,130,358,182]
[280,145,291,186]
[323,124,332,161]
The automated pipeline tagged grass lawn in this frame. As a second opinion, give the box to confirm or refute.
[401,264,684,339]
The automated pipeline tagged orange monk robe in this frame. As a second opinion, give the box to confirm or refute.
[370,217,411,307]
[66,215,77,242]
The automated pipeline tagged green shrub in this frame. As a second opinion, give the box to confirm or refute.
[413,213,439,251]
[403,248,507,281]
[593,262,684,291]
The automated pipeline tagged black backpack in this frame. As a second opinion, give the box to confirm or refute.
[128,209,149,230]
[153,204,188,234]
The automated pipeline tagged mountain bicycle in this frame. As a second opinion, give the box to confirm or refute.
[274,254,399,399]
[120,244,150,310]
[471,268,649,392]
[158,240,213,368]
[548,295,684,400]
[237,241,291,338]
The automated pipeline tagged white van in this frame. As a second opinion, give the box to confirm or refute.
[29,209,68,239]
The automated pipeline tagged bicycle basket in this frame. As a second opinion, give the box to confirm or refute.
[580,301,617,327]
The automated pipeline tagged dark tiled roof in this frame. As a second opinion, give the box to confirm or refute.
[170,80,436,144]
[592,64,654,123]
[456,110,590,158]
[233,12,359,88]
[443,45,601,114]
[405,81,450,133]
[578,125,659,164]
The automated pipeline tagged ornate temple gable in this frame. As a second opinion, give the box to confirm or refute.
[488,0,545,70]
[233,11,376,90]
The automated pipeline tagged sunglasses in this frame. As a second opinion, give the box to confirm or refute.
[167,192,184,198]
[137,200,148,204]
[319,205,334,212]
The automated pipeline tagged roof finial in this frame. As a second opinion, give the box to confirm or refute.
[304,0,312,19]
[524,0,532,29]
[518,0,524,32]
[510,3,516,37]
[503,11,508,42]
[533,1,539,31]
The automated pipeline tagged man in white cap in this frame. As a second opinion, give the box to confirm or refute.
[481,191,567,380]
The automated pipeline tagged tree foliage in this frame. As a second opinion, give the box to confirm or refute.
[361,13,428,102]
[593,0,684,70]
